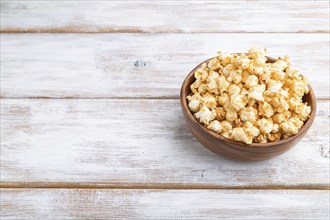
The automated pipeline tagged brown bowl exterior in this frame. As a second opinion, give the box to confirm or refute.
[180,57,316,161]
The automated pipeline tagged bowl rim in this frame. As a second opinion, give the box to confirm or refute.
[180,56,317,148]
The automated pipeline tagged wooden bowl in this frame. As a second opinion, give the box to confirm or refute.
[180,56,316,161]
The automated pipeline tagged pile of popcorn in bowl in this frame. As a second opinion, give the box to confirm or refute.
[186,48,311,144]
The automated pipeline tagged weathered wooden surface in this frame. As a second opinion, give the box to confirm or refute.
[1,189,329,220]
[1,33,329,99]
[1,1,329,219]
[1,1,329,33]
[1,99,329,188]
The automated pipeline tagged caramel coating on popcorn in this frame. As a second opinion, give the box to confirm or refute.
[187,48,311,144]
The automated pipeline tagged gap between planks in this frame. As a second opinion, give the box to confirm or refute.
[1,30,329,34]
[0,97,329,101]
[0,96,179,100]
[0,182,329,190]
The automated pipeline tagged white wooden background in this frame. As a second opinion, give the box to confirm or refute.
[0,1,329,219]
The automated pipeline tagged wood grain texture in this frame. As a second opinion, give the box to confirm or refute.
[1,1,329,218]
[1,99,329,187]
[1,1,329,33]
[1,189,329,220]
[1,33,329,99]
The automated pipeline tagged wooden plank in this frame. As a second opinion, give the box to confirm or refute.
[0,1,329,33]
[1,33,329,99]
[1,99,329,188]
[1,189,329,220]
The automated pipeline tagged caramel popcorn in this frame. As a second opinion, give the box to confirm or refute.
[186,47,311,144]
[207,120,223,133]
